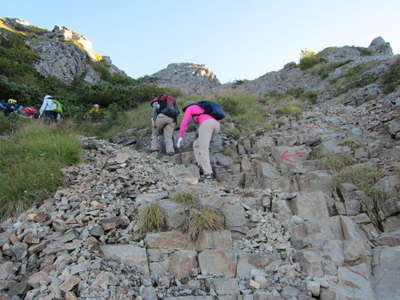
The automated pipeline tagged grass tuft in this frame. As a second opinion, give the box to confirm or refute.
[183,206,224,240]
[171,192,199,207]
[138,203,167,233]
[317,153,355,172]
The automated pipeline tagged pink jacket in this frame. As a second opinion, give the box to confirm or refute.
[178,105,218,137]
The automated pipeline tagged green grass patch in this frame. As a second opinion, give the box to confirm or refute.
[0,121,81,218]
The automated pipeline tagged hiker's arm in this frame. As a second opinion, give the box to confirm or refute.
[39,100,47,117]
[151,103,159,121]
[178,107,194,138]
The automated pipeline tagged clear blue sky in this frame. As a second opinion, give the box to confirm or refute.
[3,0,400,83]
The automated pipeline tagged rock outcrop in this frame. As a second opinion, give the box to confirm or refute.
[146,63,221,95]
[1,18,125,84]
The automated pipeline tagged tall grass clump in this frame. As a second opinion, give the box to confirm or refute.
[183,206,224,240]
[138,203,167,233]
[332,166,384,200]
[0,121,81,218]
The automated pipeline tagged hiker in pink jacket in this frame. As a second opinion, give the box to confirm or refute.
[177,101,223,180]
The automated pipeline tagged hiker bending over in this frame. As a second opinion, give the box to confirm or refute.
[39,95,63,124]
[150,95,179,155]
[177,101,225,180]
[0,99,21,116]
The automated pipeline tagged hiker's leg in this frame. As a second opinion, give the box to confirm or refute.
[150,119,160,151]
[155,114,174,153]
[194,119,219,175]
[163,120,175,154]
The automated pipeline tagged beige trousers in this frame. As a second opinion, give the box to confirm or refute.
[151,114,175,153]
[193,118,220,175]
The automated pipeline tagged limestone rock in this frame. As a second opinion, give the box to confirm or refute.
[147,63,221,95]
[368,37,393,56]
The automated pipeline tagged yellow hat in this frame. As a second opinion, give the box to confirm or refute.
[8,99,17,103]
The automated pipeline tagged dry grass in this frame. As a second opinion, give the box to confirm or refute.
[339,138,363,151]
[138,203,167,233]
[182,206,225,240]
[171,192,199,207]
[332,166,385,200]
[317,153,356,172]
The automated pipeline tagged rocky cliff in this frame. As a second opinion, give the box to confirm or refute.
[1,18,125,84]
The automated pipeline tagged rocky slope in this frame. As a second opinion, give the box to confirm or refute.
[1,18,125,84]
[1,78,400,299]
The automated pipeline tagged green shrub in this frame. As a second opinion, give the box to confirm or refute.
[0,121,81,218]
[355,47,372,56]
[232,79,249,88]
[309,60,352,79]
[303,90,318,104]
[284,62,297,69]
[299,55,322,70]
[381,57,400,94]
[275,100,303,117]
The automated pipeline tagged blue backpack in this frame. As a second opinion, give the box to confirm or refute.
[195,101,225,120]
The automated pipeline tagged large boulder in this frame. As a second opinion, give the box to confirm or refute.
[368,37,393,56]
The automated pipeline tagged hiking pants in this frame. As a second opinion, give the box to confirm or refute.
[193,118,220,175]
[151,114,175,154]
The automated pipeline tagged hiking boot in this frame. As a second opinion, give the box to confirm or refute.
[196,163,204,175]
[166,152,175,156]
[200,173,215,181]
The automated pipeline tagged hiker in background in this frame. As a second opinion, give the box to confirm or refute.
[89,104,101,114]
[150,95,180,155]
[177,101,225,180]
[87,104,102,121]
[39,95,63,124]
[0,99,21,116]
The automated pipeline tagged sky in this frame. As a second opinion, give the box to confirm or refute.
[2,0,400,83]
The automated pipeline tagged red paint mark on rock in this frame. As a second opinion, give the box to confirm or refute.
[304,126,319,129]
[280,150,306,163]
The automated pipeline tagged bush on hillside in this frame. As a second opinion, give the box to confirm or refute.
[381,57,400,94]
[0,121,81,218]
[299,55,323,71]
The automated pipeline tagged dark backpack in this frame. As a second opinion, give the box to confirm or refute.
[195,101,225,120]
[151,95,180,119]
